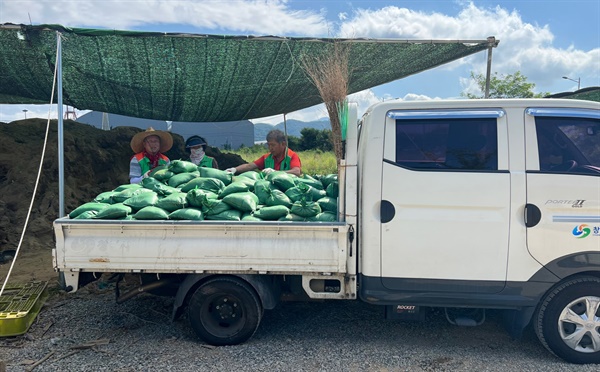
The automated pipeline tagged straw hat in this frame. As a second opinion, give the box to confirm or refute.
[130,127,173,153]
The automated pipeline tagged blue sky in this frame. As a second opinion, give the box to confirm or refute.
[1,0,598,124]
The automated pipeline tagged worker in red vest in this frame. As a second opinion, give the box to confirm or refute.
[226,129,301,176]
[129,127,173,184]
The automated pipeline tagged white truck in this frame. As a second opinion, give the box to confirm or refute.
[53,98,600,364]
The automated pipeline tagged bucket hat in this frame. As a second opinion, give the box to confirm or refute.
[130,127,173,153]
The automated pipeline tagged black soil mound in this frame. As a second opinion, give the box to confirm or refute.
[0,119,246,253]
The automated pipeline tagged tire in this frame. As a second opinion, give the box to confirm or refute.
[534,276,600,364]
[188,276,263,346]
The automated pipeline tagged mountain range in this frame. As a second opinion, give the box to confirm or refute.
[253,118,330,142]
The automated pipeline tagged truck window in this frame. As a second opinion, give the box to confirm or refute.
[395,118,498,171]
[536,116,600,174]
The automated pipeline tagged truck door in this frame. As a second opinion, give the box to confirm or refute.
[380,109,510,293]
[524,108,600,268]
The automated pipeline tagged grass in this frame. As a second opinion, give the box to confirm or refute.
[230,146,337,176]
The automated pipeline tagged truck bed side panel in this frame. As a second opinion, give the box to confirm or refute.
[54,219,348,274]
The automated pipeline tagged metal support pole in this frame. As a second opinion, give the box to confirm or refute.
[484,36,495,99]
[57,32,65,217]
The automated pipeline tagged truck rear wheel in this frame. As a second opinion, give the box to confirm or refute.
[188,277,262,346]
[534,276,600,364]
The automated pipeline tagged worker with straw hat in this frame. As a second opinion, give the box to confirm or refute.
[129,127,173,184]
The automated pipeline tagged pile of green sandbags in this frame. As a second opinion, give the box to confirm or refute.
[68,160,339,222]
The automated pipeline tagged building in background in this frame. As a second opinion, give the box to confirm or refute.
[77,111,254,149]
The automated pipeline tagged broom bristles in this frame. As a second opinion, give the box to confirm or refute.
[300,43,350,164]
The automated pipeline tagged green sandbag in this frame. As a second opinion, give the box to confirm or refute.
[252,180,276,204]
[142,177,174,196]
[186,188,218,208]
[168,171,200,187]
[253,205,289,220]
[169,160,198,174]
[219,182,249,199]
[113,183,143,192]
[151,167,175,182]
[317,196,337,213]
[162,185,183,195]
[285,182,325,203]
[295,176,324,190]
[264,188,292,208]
[94,191,117,204]
[112,188,155,203]
[315,211,337,222]
[149,164,167,175]
[201,197,232,216]
[290,199,321,218]
[241,213,263,221]
[180,177,225,194]
[134,206,170,220]
[222,192,259,212]
[73,210,99,219]
[238,171,264,181]
[266,171,296,191]
[155,192,188,212]
[199,167,233,186]
[326,181,339,198]
[232,176,256,191]
[320,174,338,188]
[68,202,109,219]
[123,192,159,211]
[120,215,135,220]
[168,208,204,221]
[205,209,242,221]
[278,213,315,222]
[93,203,132,219]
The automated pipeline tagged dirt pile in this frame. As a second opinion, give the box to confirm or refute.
[0,119,245,282]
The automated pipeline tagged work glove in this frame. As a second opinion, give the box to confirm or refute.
[225,167,237,174]
[262,168,275,175]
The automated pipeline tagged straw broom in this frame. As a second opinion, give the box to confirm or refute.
[300,42,350,165]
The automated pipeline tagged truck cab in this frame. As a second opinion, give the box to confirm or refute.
[356,98,600,364]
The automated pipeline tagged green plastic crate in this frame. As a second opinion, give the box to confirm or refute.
[0,281,48,337]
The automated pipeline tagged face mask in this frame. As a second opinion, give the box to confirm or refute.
[191,147,205,157]
[190,147,205,164]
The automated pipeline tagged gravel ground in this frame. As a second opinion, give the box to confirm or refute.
[1,280,595,372]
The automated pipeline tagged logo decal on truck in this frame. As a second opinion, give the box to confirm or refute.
[545,200,585,208]
[572,224,591,238]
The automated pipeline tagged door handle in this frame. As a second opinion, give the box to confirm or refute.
[525,203,542,228]
[381,200,395,223]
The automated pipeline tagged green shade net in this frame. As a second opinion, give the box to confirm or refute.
[0,24,498,122]
[546,87,600,102]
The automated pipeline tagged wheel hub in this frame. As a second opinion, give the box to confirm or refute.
[215,298,238,320]
[558,295,600,353]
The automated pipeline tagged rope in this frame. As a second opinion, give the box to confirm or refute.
[0,32,61,297]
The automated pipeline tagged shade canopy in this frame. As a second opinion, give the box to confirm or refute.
[546,87,600,102]
[0,24,498,122]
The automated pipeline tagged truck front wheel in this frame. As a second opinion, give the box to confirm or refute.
[534,276,600,364]
[188,277,263,346]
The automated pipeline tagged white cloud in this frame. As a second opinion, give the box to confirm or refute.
[338,2,598,93]
[0,0,328,36]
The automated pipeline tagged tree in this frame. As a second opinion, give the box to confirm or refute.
[299,128,333,152]
[462,71,550,99]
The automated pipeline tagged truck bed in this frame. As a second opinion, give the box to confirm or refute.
[53,218,348,275]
